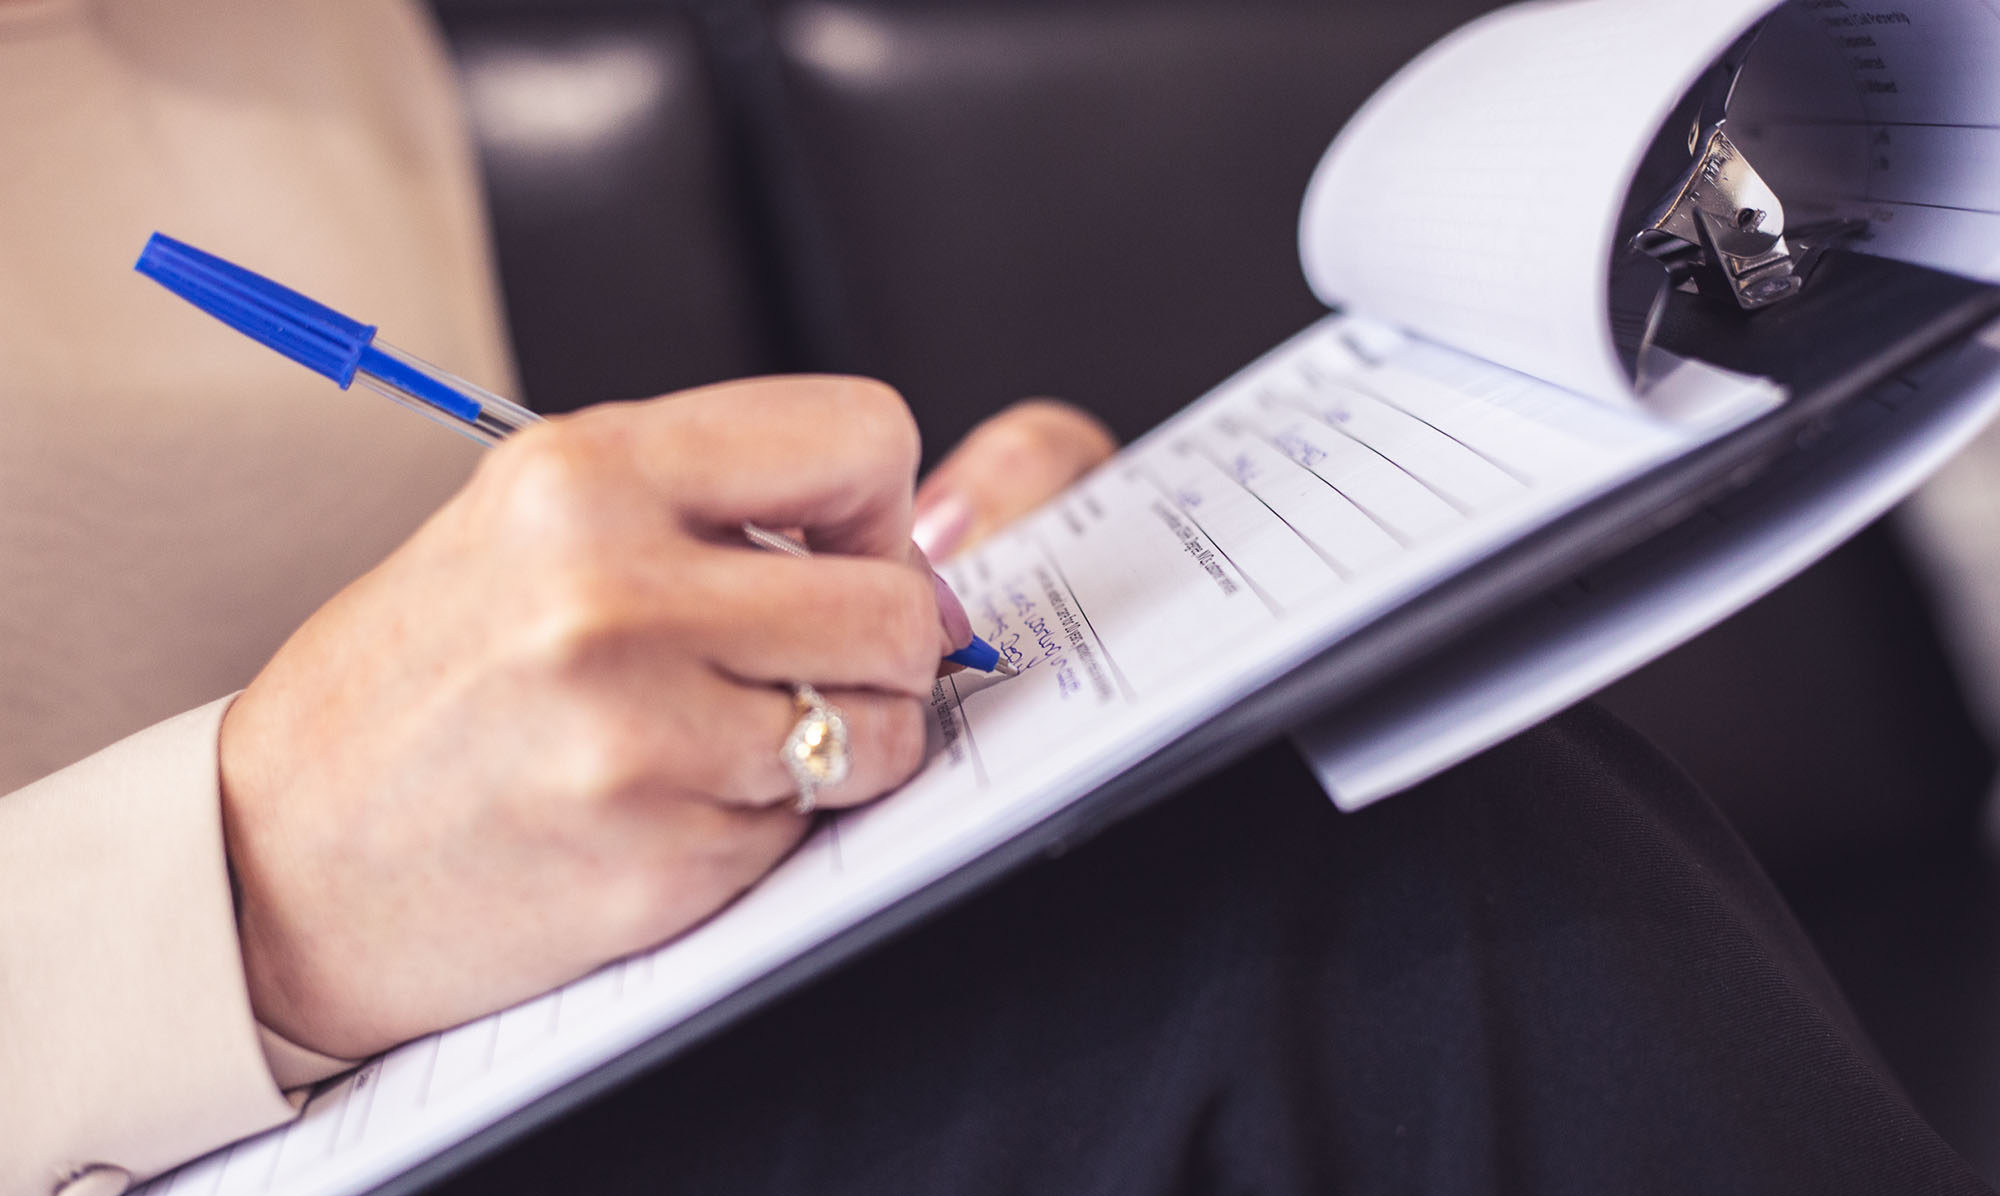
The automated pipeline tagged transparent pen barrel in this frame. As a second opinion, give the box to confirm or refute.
[355,340,543,446]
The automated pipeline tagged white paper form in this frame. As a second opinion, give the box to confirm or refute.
[137,319,1778,1196]
[1731,0,2000,280]
[1296,0,1780,404]
[1299,320,2000,809]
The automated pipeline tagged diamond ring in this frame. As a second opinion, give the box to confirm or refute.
[780,683,850,814]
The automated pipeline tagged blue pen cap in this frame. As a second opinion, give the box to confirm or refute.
[134,233,376,386]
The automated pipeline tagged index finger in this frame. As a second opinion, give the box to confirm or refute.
[620,375,923,561]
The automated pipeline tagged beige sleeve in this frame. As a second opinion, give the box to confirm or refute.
[0,699,344,1196]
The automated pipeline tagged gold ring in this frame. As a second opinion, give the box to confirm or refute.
[780,683,850,814]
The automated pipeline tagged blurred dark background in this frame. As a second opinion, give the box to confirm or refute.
[428,0,2000,1178]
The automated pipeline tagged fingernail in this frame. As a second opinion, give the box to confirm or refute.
[931,567,974,649]
[912,492,974,561]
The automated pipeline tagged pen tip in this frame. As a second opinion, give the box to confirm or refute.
[992,658,1020,677]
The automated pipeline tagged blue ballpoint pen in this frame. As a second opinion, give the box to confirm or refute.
[135,232,1016,677]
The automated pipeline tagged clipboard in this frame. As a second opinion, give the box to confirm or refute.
[365,253,2000,1193]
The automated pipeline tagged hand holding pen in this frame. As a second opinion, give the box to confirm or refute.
[137,235,1014,676]
[216,370,999,1057]
[138,235,1112,1060]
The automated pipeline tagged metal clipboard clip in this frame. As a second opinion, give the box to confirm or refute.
[1611,23,1859,380]
[1631,24,1806,309]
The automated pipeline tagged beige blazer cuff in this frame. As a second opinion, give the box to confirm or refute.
[0,699,301,1196]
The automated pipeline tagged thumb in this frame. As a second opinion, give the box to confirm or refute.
[913,399,1118,560]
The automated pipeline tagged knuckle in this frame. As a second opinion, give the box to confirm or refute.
[524,567,628,679]
[484,421,607,536]
[552,710,650,808]
[832,378,922,471]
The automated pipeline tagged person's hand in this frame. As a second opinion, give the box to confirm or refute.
[913,399,1119,561]
[220,377,959,1060]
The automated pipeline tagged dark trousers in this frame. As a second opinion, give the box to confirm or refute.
[437,705,1988,1194]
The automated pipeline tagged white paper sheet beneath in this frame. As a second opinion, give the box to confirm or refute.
[1295,318,2000,808]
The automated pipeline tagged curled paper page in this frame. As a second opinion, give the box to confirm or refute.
[1297,0,1782,404]
[1299,0,2000,406]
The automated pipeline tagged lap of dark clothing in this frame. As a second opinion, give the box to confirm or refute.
[429,704,1989,1196]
